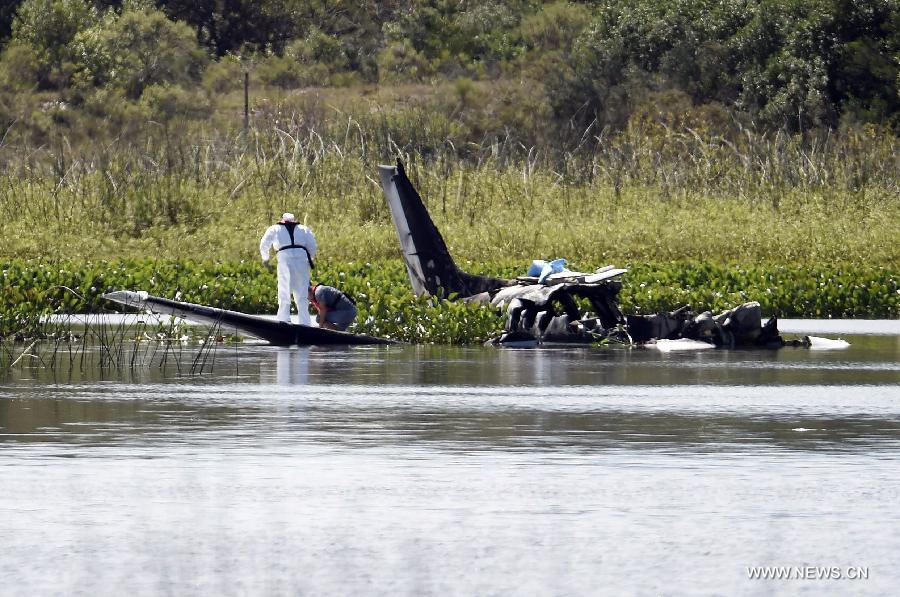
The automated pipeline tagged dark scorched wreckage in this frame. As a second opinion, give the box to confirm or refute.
[378,160,792,349]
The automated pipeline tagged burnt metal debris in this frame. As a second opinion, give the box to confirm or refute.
[379,159,792,348]
[102,291,393,346]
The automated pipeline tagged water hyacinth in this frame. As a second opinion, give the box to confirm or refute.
[1,259,897,344]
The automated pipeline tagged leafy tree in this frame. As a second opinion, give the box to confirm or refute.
[450,1,522,66]
[818,0,898,125]
[381,0,534,76]
[154,1,405,81]
[551,0,899,131]
[8,0,98,88]
[732,0,899,129]
[0,0,897,135]
[158,0,297,55]
[74,4,208,99]
[517,2,591,80]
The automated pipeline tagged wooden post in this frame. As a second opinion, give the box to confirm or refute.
[243,71,249,132]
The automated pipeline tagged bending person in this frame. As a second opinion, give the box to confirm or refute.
[259,212,317,325]
[308,283,357,331]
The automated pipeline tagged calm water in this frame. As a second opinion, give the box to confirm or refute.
[1,327,899,596]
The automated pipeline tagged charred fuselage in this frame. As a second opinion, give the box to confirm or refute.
[378,160,785,348]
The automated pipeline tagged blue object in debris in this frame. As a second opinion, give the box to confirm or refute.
[527,260,547,277]
[538,258,568,284]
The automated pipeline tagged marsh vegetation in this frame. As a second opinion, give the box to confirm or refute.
[1,1,897,344]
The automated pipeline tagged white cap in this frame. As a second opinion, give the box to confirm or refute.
[281,212,296,222]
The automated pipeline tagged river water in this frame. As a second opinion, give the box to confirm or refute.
[1,324,899,596]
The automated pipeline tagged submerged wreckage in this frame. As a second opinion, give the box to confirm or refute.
[101,291,392,346]
[99,161,839,350]
[378,160,796,349]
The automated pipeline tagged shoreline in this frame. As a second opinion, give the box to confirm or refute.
[4,258,897,343]
[40,313,900,337]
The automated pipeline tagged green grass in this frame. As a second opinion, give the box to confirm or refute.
[0,141,896,266]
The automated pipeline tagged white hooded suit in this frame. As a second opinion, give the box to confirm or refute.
[259,215,317,325]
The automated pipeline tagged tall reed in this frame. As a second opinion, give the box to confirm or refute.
[0,103,896,265]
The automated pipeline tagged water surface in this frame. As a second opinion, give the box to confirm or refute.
[1,327,899,596]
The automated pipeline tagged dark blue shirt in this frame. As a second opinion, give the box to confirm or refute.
[313,285,354,312]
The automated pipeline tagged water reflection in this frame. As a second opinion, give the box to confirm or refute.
[2,333,900,595]
[0,334,897,452]
[252,338,898,387]
[274,347,309,385]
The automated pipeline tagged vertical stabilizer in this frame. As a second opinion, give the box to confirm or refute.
[378,162,429,296]
[378,160,510,298]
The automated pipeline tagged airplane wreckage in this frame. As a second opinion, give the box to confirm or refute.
[100,160,844,350]
[378,160,833,350]
[102,291,393,346]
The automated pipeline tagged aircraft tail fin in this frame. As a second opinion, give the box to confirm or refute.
[378,160,510,298]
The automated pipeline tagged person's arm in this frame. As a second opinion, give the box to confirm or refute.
[313,287,329,318]
[303,227,317,258]
[259,226,276,262]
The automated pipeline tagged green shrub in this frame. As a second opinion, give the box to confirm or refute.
[202,58,244,94]
[377,40,430,83]
[285,28,349,73]
[139,84,212,123]
[9,0,97,89]
[328,70,363,88]
[255,53,341,90]
[0,42,41,91]
[256,54,304,89]
[74,5,208,99]
[4,0,896,136]
[518,1,590,54]
[551,0,899,132]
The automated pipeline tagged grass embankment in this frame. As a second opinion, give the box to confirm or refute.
[0,118,897,343]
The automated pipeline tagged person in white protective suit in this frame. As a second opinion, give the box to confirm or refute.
[259,213,318,325]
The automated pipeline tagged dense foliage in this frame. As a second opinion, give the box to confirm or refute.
[1,0,898,136]
[2,259,897,343]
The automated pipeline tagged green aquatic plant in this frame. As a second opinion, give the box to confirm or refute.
[1,259,897,346]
